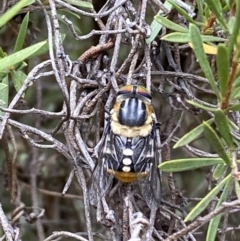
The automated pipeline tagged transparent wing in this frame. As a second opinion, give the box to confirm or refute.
[88,122,113,206]
[138,128,161,209]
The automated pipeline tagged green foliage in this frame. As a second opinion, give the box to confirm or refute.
[1,0,240,239]
[13,12,29,53]
[159,158,225,172]
[161,32,226,43]
[0,41,47,72]
[146,1,172,43]
[213,164,227,180]
[214,109,234,148]
[0,0,34,28]
[155,0,240,235]
[216,44,229,97]
[184,174,232,222]
[203,121,232,167]
[189,24,220,98]
[174,118,214,148]
[206,176,232,241]
[0,9,66,114]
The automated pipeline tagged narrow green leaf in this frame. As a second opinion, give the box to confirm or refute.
[187,100,217,112]
[228,102,240,111]
[63,0,93,8]
[146,1,172,44]
[161,32,226,43]
[228,119,239,130]
[214,109,234,148]
[228,16,236,35]
[206,176,233,241]
[15,61,28,71]
[189,24,220,99]
[0,0,34,28]
[203,121,232,167]
[10,70,27,93]
[231,86,240,100]
[196,0,204,22]
[159,158,224,172]
[154,15,189,33]
[0,70,9,79]
[13,12,29,53]
[228,1,240,53]
[233,75,240,88]
[0,47,7,58]
[205,0,228,31]
[184,174,232,222]
[0,40,46,72]
[216,44,229,98]
[174,118,214,148]
[161,32,189,43]
[0,80,9,116]
[213,164,227,180]
[235,180,240,200]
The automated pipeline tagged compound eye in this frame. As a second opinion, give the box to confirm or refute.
[117,85,151,100]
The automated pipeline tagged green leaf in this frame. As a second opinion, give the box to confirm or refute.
[228,1,240,53]
[0,79,9,116]
[216,44,229,98]
[10,70,27,93]
[159,158,224,172]
[0,40,46,72]
[15,61,28,71]
[214,109,234,148]
[174,118,214,148]
[228,102,240,111]
[235,180,240,200]
[146,1,172,44]
[161,32,226,43]
[0,0,34,28]
[204,4,211,20]
[189,24,220,99]
[206,176,232,241]
[233,75,240,88]
[0,70,10,79]
[154,15,189,33]
[184,174,232,222]
[196,0,204,22]
[187,100,217,112]
[203,121,232,167]
[213,164,227,180]
[228,16,236,35]
[13,12,29,53]
[205,0,228,31]
[0,47,7,58]
[228,119,239,130]
[231,86,240,100]
[63,0,93,9]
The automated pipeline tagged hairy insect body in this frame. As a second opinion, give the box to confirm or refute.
[90,85,161,207]
[111,85,154,138]
[107,85,155,183]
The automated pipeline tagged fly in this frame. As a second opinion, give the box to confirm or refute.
[89,85,161,208]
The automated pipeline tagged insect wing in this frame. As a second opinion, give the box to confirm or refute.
[89,127,113,206]
[138,131,161,208]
